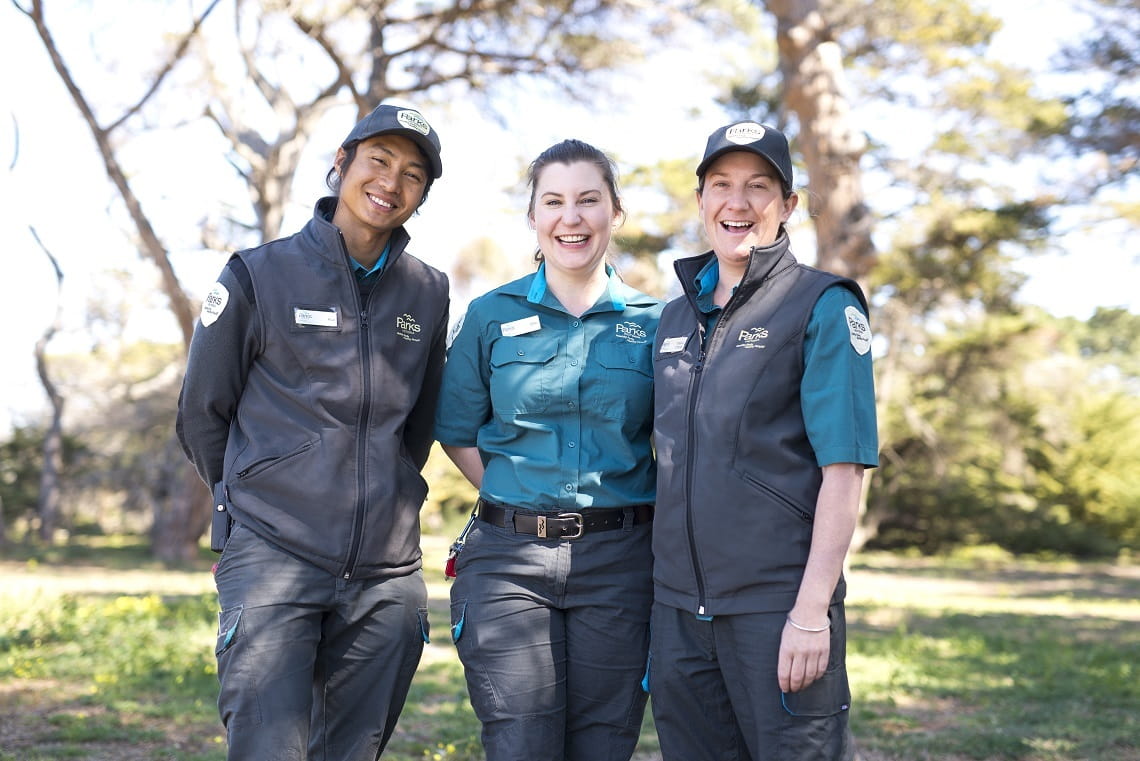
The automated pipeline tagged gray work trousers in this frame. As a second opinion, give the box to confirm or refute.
[649,601,855,761]
[213,522,428,761]
[448,514,652,761]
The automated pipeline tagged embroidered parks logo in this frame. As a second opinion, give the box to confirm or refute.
[615,321,649,344]
[726,122,765,145]
[397,109,431,136]
[736,326,769,349]
[396,313,422,342]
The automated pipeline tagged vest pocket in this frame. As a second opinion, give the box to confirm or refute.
[235,439,316,480]
[739,470,813,524]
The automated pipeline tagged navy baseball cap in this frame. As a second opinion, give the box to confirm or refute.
[695,121,792,189]
[341,104,443,179]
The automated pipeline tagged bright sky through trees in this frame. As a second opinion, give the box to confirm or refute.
[0,0,1135,434]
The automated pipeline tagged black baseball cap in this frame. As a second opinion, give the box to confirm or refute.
[341,104,443,179]
[695,121,792,189]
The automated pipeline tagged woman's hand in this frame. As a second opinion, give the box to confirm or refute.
[777,614,831,693]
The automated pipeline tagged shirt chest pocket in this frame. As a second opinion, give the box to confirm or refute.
[590,340,654,422]
[489,335,561,415]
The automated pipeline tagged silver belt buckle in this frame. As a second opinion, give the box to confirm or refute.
[558,512,584,539]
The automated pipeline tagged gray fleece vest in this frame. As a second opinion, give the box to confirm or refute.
[652,235,866,615]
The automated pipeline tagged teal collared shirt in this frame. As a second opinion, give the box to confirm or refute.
[350,240,391,285]
[435,264,664,510]
[693,258,878,467]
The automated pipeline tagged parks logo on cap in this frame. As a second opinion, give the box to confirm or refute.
[695,120,793,189]
[341,104,443,179]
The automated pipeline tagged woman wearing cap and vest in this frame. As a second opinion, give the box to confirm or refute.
[648,121,879,761]
[435,139,662,761]
[177,104,449,761]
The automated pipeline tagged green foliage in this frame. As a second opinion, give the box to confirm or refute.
[0,425,86,537]
[1055,0,1140,190]
[870,307,1140,556]
[4,545,1139,760]
[849,554,1140,760]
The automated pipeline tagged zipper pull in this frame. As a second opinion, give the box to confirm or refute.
[360,310,368,330]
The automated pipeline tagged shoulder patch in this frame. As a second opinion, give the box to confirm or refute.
[844,305,871,355]
[201,282,230,327]
[446,313,466,349]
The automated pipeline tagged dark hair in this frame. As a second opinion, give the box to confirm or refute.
[326,141,435,210]
[526,139,624,219]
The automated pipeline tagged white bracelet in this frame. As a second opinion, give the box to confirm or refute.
[786,615,830,633]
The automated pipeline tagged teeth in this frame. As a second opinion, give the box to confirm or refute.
[722,221,752,229]
[558,235,588,243]
[368,194,394,209]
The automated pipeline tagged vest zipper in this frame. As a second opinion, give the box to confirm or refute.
[340,234,374,580]
[343,305,371,579]
[686,341,709,616]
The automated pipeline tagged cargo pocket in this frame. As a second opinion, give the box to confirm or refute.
[216,605,244,657]
[449,600,467,644]
[778,658,852,760]
[779,666,851,717]
[418,606,431,644]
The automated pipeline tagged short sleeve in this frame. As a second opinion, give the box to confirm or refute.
[801,285,879,468]
[433,306,492,447]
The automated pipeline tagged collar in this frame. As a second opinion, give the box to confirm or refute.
[306,196,411,270]
[693,258,731,315]
[674,231,797,305]
[521,263,654,314]
[350,240,392,276]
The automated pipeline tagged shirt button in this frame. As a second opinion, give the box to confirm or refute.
[570,359,578,366]
[571,320,580,328]
[565,484,573,492]
[567,402,575,408]
[568,441,576,448]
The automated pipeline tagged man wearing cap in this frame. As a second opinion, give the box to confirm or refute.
[177,104,449,761]
[647,120,878,760]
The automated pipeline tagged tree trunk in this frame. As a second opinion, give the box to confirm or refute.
[20,0,220,559]
[768,0,877,291]
[767,0,879,550]
[31,231,65,544]
[151,446,210,565]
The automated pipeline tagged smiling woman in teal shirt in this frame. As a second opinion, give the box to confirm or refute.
[436,264,659,510]
[434,139,662,761]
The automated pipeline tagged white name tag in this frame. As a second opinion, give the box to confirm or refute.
[501,315,541,336]
[294,307,339,328]
[660,336,688,354]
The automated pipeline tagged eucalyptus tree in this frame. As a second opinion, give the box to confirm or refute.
[14,0,725,561]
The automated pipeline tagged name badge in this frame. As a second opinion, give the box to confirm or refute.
[660,336,688,354]
[501,315,541,336]
[294,307,339,328]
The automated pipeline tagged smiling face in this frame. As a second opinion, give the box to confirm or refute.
[529,160,620,281]
[697,150,797,272]
[331,134,428,245]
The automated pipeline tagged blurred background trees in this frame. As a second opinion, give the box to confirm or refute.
[3,0,1137,561]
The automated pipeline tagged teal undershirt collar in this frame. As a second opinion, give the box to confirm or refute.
[351,240,392,278]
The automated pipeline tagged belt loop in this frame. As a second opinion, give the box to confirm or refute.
[622,506,634,533]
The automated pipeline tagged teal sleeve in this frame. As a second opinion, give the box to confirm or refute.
[801,286,879,467]
[433,304,492,448]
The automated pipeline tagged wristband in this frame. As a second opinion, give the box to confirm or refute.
[786,615,830,633]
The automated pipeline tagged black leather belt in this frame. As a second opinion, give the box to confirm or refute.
[476,499,653,540]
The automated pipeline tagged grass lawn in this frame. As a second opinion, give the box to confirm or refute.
[1,535,1137,761]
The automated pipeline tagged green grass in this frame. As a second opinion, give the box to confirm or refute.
[1,538,1137,760]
